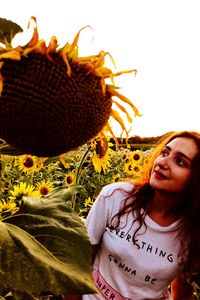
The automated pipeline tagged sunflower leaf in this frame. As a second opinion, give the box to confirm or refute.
[0,18,23,45]
[47,185,83,201]
[0,141,25,156]
[0,196,96,298]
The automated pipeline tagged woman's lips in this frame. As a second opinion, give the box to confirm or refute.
[154,169,168,179]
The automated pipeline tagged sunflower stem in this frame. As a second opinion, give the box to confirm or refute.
[71,194,76,211]
[75,145,90,185]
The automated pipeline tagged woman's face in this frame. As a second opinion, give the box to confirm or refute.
[150,137,199,194]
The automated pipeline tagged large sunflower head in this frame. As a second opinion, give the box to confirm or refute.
[0,17,140,157]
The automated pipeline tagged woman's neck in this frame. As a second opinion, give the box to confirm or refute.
[148,191,183,226]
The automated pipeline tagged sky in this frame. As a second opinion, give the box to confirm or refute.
[1,0,200,137]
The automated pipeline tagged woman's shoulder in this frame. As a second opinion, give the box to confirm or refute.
[100,181,135,197]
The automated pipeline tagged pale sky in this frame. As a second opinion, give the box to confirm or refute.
[2,0,200,137]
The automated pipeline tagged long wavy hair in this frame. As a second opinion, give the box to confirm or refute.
[110,131,200,275]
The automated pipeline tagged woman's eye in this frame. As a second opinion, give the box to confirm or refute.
[161,149,168,157]
[176,158,184,166]
[175,157,188,167]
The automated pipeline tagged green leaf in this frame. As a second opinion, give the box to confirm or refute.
[0,142,25,156]
[0,18,23,45]
[0,196,96,298]
[48,185,83,201]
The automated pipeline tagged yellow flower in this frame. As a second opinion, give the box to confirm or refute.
[34,180,53,197]
[124,162,135,176]
[65,172,76,188]
[120,149,131,162]
[17,155,38,174]
[111,173,122,183]
[84,197,94,208]
[91,134,111,173]
[124,160,142,178]
[0,154,15,169]
[92,151,111,174]
[9,182,35,202]
[37,157,48,170]
[131,150,143,164]
[59,154,70,169]
[0,17,140,157]
[132,164,142,174]
[0,199,18,218]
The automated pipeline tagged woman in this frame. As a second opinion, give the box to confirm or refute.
[67,131,200,300]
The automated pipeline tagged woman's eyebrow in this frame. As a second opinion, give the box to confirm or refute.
[165,145,192,163]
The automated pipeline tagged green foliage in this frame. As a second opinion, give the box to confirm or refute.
[0,190,96,299]
[0,18,22,46]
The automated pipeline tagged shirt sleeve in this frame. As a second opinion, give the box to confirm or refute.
[85,185,112,245]
[85,181,134,245]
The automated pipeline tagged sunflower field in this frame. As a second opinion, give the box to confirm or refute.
[0,135,155,300]
[0,135,152,220]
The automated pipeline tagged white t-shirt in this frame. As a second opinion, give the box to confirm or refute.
[83,182,185,300]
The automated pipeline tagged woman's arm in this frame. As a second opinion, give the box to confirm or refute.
[91,244,100,263]
[171,276,195,300]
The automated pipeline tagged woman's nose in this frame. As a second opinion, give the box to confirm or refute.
[157,156,170,169]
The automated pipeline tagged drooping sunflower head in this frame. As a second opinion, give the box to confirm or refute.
[0,17,140,157]
[95,135,108,159]
[91,133,111,173]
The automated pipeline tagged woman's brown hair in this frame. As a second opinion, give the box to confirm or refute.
[110,131,200,275]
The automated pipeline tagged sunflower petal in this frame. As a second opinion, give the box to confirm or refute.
[26,16,39,48]
[112,99,133,123]
[111,109,129,136]
[47,36,58,56]
[70,25,92,54]
[0,50,21,60]
[105,123,119,149]
[108,87,141,117]
[23,39,47,56]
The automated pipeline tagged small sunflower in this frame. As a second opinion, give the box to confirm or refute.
[120,149,131,162]
[91,134,111,173]
[64,172,76,188]
[9,182,35,202]
[34,180,53,197]
[131,150,143,164]
[132,164,142,174]
[125,157,130,164]
[0,199,18,219]
[124,161,135,176]
[17,154,38,174]
[111,172,122,183]
[0,17,140,157]
[84,197,94,208]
